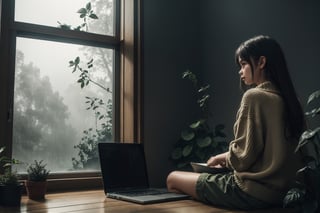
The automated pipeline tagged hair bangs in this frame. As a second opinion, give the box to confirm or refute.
[235,44,251,68]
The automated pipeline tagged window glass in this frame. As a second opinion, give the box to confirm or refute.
[15,0,114,36]
[13,37,113,173]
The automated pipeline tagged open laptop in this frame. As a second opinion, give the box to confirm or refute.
[98,142,190,204]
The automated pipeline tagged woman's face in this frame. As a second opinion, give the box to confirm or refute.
[238,58,254,85]
[238,57,266,85]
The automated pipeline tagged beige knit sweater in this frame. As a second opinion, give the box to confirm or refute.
[226,81,302,204]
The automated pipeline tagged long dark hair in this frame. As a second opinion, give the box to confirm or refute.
[235,35,305,140]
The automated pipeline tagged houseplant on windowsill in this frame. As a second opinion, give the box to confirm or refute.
[25,160,50,200]
[0,147,23,207]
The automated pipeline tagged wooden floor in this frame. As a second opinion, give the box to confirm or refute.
[0,190,297,213]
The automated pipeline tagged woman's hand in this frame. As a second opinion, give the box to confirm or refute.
[207,152,228,168]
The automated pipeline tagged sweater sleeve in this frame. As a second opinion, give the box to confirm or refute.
[226,89,265,172]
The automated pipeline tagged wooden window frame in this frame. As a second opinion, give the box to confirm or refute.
[0,0,142,191]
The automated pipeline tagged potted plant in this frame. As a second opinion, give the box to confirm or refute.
[0,147,23,206]
[25,160,50,200]
[284,89,320,212]
[170,71,228,169]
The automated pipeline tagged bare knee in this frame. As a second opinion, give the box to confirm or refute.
[166,171,200,199]
[166,171,179,192]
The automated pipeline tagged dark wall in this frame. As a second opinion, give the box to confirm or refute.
[142,0,320,187]
[200,0,320,139]
[142,0,201,187]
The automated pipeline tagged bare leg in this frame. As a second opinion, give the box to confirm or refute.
[166,171,201,200]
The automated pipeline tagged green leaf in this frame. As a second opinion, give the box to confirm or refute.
[11,159,20,164]
[307,89,320,105]
[69,61,75,67]
[86,2,92,11]
[182,70,192,79]
[3,162,12,167]
[77,8,87,14]
[301,127,320,141]
[75,56,80,65]
[58,22,72,30]
[171,148,182,160]
[198,84,210,93]
[181,130,195,141]
[80,13,86,18]
[305,107,320,117]
[182,70,197,85]
[89,14,98,19]
[189,121,201,129]
[296,127,320,152]
[74,26,81,31]
[87,58,94,64]
[198,94,210,107]
[283,188,305,208]
[197,136,212,148]
[182,145,193,157]
[0,146,4,154]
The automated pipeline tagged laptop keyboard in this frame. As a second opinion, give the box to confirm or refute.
[116,189,167,196]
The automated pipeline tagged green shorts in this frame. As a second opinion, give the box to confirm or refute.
[196,172,273,210]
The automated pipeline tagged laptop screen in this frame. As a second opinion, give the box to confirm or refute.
[98,142,149,193]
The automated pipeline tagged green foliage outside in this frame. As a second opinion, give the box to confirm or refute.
[171,71,228,169]
[58,2,113,170]
[58,2,98,31]
[10,0,115,172]
[13,51,77,170]
[68,57,112,169]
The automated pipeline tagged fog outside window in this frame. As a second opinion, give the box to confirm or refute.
[12,0,115,173]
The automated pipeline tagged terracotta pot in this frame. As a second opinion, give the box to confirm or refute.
[25,180,47,200]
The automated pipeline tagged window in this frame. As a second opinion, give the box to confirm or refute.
[14,37,114,172]
[0,0,141,190]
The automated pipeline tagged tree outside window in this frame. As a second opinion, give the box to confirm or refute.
[11,0,117,173]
